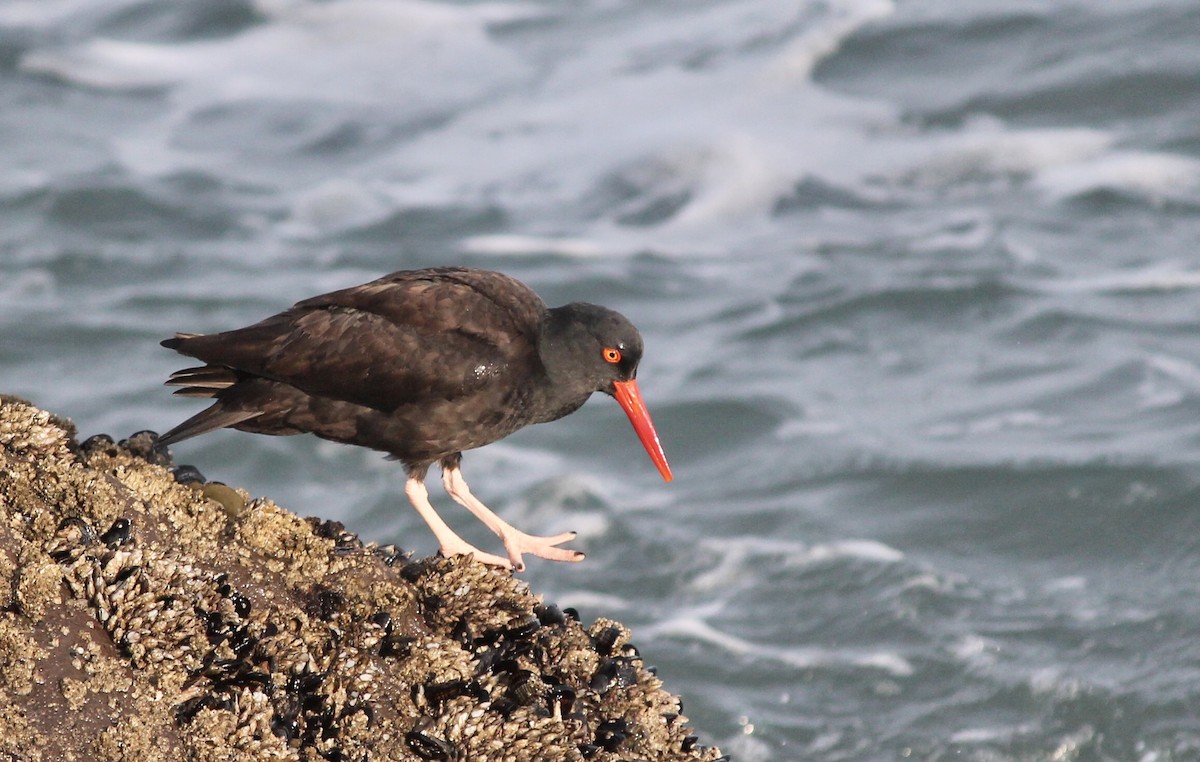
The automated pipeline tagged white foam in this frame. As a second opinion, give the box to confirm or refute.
[461,234,607,258]
[1044,263,1200,295]
[551,590,631,613]
[892,115,1113,189]
[796,539,906,564]
[686,535,905,592]
[1044,575,1087,593]
[764,0,893,82]
[17,0,1191,269]
[1136,354,1200,410]
[0,0,140,27]
[950,726,1024,744]
[645,614,914,676]
[776,418,847,439]
[20,0,535,182]
[1034,150,1200,205]
[23,0,533,102]
[925,410,1063,440]
[353,0,904,252]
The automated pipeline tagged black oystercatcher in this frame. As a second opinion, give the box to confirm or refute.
[159,267,672,571]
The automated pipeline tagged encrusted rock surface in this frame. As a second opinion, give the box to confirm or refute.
[0,395,724,762]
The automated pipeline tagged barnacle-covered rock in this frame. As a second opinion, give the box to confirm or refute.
[0,395,723,761]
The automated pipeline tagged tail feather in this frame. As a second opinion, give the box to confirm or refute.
[160,333,265,446]
[165,365,238,390]
[161,332,202,351]
[171,387,224,398]
[159,406,262,446]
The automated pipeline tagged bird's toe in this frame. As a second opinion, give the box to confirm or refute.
[501,530,585,568]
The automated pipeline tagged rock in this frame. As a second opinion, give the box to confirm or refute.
[0,395,723,761]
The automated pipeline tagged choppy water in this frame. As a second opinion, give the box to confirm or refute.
[5,1,1200,758]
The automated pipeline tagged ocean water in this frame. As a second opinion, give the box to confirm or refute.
[4,0,1200,758]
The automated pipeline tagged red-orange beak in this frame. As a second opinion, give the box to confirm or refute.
[612,379,673,482]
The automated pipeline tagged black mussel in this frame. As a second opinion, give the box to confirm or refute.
[372,543,408,566]
[172,464,205,485]
[534,603,566,627]
[488,696,518,718]
[492,658,524,677]
[120,430,171,465]
[380,634,416,658]
[228,629,255,659]
[230,592,252,619]
[80,433,117,456]
[287,671,326,694]
[595,718,629,751]
[99,518,132,549]
[56,516,98,544]
[112,565,140,585]
[419,679,467,709]
[591,625,622,657]
[547,683,575,717]
[405,729,457,761]
[270,710,300,742]
[450,617,473,648]
[370,611,393,633]
[589,656,639,694]
[506,670,540,706]
[502,618,540,641]
[312,588,345,621]
[311,519,345,539]
[175,693,218,723]
[465,680,491,703]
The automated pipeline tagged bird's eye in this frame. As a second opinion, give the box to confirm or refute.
[602,347,622,364]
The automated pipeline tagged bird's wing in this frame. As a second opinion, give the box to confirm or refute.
[166,268,546,411]
[298,267,547,344]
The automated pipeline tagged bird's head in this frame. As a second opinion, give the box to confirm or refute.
[541,303,673,482]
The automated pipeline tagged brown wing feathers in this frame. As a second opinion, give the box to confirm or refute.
[159,268,548,446]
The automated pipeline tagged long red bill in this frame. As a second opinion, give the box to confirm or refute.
[612,379,673,482]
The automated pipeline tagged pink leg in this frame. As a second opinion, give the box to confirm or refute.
[404,475,512,569]
[440,464,584,572]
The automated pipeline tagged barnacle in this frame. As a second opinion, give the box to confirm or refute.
[0,396,724,761]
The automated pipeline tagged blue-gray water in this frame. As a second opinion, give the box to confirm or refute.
[5,1,1200,759]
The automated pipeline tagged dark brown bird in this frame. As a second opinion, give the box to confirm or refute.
[159,267,672,571]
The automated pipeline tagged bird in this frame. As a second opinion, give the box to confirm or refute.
[158,266,672,571]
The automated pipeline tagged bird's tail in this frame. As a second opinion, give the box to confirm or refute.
[161,332,202,351]
[159,405,261,446]
[164,365,239,398]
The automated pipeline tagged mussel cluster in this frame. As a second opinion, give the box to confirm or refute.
[6,416,725,760]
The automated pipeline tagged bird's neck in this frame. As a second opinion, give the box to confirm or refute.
[532,305,600,423]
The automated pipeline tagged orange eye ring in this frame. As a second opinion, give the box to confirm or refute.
[603,347,622,364]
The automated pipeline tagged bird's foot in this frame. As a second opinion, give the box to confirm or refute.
[498,529,584,573]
